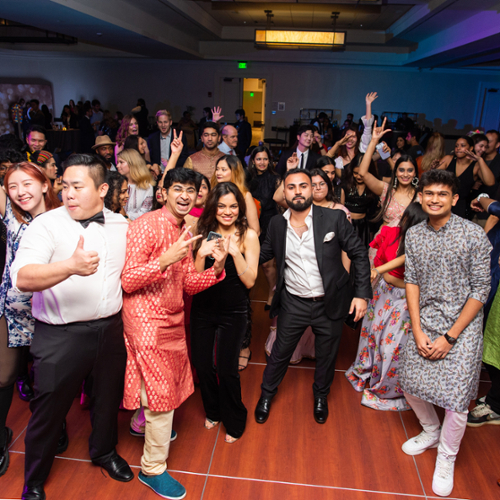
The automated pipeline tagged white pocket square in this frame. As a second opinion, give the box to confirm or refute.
[323,232,335,243]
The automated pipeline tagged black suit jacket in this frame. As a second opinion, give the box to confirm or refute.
[147,129,189,168]
[259,205,372,320]
[276,149,321,177]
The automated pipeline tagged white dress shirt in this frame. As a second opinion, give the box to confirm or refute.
[283,206,324,298]
[160,132,171,165]
[10,206,128,325]
[296,147,309,169]
[218,141,236,156]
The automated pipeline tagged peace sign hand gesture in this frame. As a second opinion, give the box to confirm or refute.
[159,226,202,271]
[170,129,184,155]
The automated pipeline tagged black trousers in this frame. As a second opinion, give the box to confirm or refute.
[485,362,500,414]
[262,289,344,400]
[25,313,127,488]
[190,305,248,438]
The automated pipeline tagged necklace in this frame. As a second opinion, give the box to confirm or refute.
[290,222,307,229]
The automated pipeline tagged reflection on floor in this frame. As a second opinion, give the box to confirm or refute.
[1,270,498,499]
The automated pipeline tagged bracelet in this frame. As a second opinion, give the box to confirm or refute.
[238,265,249,277]
[477,193,489,202]
[374,268,380,276]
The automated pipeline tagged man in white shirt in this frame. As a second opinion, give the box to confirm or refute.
[11,154,133,500]
[218,125,238,156]
[255,168,371,425]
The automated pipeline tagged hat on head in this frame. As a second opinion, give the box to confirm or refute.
[92,135,116,150]
[34,150,53,166]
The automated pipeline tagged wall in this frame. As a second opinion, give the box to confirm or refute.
[0,50,499,138]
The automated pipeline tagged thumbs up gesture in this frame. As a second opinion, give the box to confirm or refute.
[69,235,100,276]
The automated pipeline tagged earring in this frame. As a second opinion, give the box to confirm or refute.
[393,177,398,189]
[411,177,419,188]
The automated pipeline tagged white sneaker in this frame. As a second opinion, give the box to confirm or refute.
[432,452,455,497]
[402,430,440,456]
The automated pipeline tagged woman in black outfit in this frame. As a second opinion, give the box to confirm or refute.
[341,155,379,246]
[191,182,259,443]
[317,156,345,204]
[246,146,280,309]
[437,135,495,219]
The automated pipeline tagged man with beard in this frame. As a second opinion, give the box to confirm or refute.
[255,168,371,425]
[184,121,224,179]
[92,136,116,171]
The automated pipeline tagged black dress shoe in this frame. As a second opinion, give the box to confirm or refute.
[56,420,68,455]
[255,397,272,424]
[314,397,328,424]
[17,375,34,402]
[0,427,13,477]
[92,450,134,482]
[22,485,46,500]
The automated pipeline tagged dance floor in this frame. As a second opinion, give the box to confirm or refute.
[1,271,498,500]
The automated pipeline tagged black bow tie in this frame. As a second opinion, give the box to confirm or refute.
[78,211,105,229]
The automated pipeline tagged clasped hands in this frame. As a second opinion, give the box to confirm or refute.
[414,330,453,360]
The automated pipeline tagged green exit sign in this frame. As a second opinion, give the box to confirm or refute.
[238,61,247,69]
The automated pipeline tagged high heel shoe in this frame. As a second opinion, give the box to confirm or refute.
[204,418,220,430]
[225,433,240,444]
[238,350,252,371]
[264,303,271,311]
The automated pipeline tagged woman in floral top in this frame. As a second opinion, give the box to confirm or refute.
[0,161,59,476]
[346,203,426,411]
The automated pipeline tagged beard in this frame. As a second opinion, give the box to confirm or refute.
[285,194,313,212]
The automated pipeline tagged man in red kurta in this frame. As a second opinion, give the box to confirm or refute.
[121,168,228,499]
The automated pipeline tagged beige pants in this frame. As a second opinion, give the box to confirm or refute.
[140,380,174,475]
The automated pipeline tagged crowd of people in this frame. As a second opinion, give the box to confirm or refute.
[0,91,499,500]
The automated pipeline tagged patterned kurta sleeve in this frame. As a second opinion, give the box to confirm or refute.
[403,227,418,285]
[121,219,164,293]
[182,247,225,296]
[468,227,492,304]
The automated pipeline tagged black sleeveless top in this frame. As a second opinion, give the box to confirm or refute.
[343,185,377,215]
[446,158,476,219]
[192,254,248,311]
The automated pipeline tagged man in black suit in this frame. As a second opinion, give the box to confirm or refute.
[255,168,371,424]
[147,110,188,173]
[275,125,321,176]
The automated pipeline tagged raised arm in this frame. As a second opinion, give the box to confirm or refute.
[245,191,261,236]
[464,149,495,186]
[0,185,7,218]
[357,118,391,196]
[164,130,184,172]
[365,92,378,122]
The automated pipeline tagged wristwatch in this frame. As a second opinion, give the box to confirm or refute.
[477,193,489,202]
[443,333,457,345]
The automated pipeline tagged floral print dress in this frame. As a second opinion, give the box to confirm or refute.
[0,199,34,347]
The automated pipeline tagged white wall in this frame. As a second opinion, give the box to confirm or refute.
[0,51,499,137]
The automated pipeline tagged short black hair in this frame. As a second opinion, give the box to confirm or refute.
[27,125,47,138]
[283,167,312,184]
[0,149,24,164]
[137,98,146,106]
[297,125,315,136]
[62,153,107,189]
[235,109,245,117]
[200,121,219,135]
[420,169,460,196]
[30,99,39,106]
[408,129,421,141]
[92,99,100,106]
[486,129,500,144]
[163,168,201,192]
[0,133,24,153]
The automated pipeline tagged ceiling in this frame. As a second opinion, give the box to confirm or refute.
[0,0,499,70]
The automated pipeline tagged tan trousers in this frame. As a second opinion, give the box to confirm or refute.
[140,380,174,475]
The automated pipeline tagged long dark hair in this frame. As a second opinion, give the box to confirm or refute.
[310,168,339,204]
[342,154,379,200]
[372,154,418,223]
[395,202,427,256]
[247,145,276,178]
[193,182,248,257]
[104,171,127,213]
[338,126,361,159]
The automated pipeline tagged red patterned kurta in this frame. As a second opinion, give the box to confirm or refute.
[121,206,224,412]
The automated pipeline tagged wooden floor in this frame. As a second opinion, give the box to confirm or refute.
[1,271,499,500]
